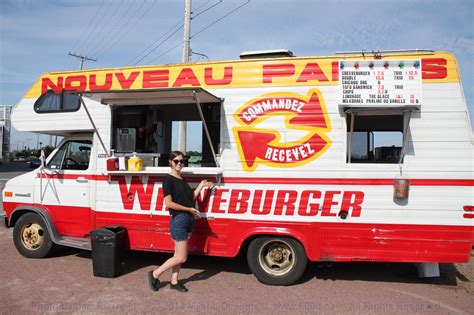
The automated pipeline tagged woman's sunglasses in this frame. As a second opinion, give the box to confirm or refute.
[172,159,185,165]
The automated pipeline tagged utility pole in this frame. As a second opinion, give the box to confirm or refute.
[182,0,191,64]
[68,52,97,70]
[61,51,96,149]
[178,0,192,154]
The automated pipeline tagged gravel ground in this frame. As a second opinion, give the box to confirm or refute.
[0,225,472,314]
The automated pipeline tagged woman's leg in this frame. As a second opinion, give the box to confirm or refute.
[170,264,181,284]
[152,240,188,280]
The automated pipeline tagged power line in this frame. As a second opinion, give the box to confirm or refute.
[71,0,107,54]
[193,0,223,19]
[68,52,97,70]
[133,24,183,65]
[94,0,158,59]
[128,0,222,66]
[91,0,141,55]
[191,0,250,39]
[130,0,250,66]
[80,0,125,54]
[128,19,184,65]
[127,17,183,65]
[193,0,212,12]
[146,41,182,64]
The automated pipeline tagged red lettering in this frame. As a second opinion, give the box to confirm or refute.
[172,68,200,87]
[340,191,364,217]
[210,189,229,214]
[298,190,321,216]
[250,190,274,215]
[113,176,157,210]
[296,62,329,82]
[262,63,295,83]
[228,189,250,214]
[204,66,233,85]
[274,190,298,215]
[89,73,112,91]
[115,71,139,89]
[195,188,212,212]
[155,187,165,211]
[422,58,447,79]
[64,75,87,91]
[41,77,63,94]
[321,191,340,216]
[142,70,169,88]
[332,61,339,82]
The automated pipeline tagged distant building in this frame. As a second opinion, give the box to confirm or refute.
[0,106,12,160]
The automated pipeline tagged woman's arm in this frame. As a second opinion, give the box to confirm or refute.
[193,179,214,199]
[164,195,200,217]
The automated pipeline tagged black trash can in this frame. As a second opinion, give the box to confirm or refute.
[90,226,126,278]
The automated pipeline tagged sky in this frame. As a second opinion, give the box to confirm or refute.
[0,0,473,151]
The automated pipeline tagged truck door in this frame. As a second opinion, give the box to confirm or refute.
[34,137,93,238]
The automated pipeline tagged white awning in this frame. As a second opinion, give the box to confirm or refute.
[82,87,222,106]
[77,87,222,166]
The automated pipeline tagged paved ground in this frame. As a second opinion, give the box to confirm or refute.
[1,166,473,314]
[0,224,472,314]
[0,161,31,180]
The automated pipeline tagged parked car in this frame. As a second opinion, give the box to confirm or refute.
[29,157,41,169]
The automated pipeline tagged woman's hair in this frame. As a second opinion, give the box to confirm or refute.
[169,150,185,161]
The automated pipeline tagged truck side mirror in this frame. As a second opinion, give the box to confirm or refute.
[40,150,46,168]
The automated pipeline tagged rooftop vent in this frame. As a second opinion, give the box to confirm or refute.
[240,49,294,60]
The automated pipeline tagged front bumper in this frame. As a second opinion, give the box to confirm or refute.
[1,213,8,228]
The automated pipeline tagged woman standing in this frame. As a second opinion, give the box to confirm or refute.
[148,151,213,292]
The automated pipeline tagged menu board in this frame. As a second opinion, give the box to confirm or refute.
[338,60,422,107]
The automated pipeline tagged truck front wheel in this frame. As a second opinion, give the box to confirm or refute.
[13,213,54,258]
[247,236,307,285]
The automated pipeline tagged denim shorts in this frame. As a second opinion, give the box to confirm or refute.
[169,212,195,241]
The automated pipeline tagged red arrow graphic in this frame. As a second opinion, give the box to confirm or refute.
[236,130,277,169]
[233,89,332,172]
[236,129,328,169]
[289,91,328,129]
[235,90,329,130]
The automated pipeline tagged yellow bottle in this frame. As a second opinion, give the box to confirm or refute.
[127,152,142,171]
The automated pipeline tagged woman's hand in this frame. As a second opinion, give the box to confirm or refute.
[200,180,214,188]
[194,180,215,200]
[188,207,201,219]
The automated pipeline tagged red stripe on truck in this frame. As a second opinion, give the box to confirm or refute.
[36,173,474,186]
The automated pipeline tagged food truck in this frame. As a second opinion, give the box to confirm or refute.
[2,49,473,285]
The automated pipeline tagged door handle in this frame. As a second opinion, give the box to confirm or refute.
[76,176,89,183]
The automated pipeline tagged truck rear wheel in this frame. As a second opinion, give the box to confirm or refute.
[247,236,307,285]
[13,213,54,258]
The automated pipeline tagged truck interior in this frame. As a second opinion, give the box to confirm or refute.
[346,109,412,164]
[88,88,222,168]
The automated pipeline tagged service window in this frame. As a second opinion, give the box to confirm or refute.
[112,102,221,167]
[346,111,408,164]
[47,140,92,170]
[34,90,81,113]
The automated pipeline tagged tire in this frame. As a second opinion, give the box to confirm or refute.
[247,236,307,286]
[13,213,54,258]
